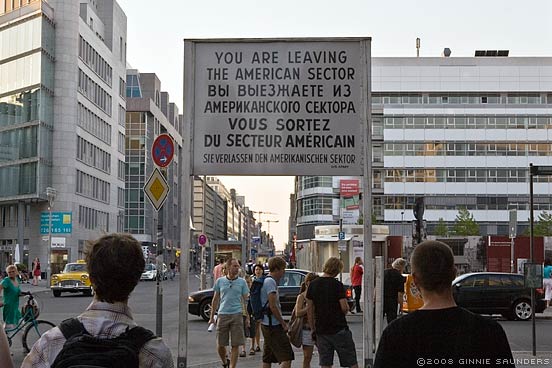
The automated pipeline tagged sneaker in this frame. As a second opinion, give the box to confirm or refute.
[239,351,246,358]
[255,346,261,352]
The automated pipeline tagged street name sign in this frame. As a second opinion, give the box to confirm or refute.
[143,168,170,211]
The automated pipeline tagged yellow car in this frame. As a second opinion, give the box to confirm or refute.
[50,260,93,297]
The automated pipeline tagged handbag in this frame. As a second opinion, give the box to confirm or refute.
[287,307,303,348]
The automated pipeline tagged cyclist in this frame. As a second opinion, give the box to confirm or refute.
[0,265,22,329]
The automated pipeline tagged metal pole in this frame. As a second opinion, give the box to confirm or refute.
[177,40,194,367]
[529,163,536,356]
[361,38,374,368]
[155,213,163,337]
[339,218,343,282]
[48,204,52,278]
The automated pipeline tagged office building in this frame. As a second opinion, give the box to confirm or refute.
[125,70,183,260]
[0,0,126,273]
[295,54,552,241]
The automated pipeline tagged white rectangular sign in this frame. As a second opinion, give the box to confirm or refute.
[188,39,370,175]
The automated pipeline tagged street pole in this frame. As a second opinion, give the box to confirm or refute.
[45,187,57,280]
[529,164,536,356]
[339,218,343,282]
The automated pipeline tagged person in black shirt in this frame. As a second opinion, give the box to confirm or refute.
[306,257,358,368]
[374,240,514,368]
[383,258,406,323]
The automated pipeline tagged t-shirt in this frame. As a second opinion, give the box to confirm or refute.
[351,264,363,287]
[544,265,552,279]
[374,306,514,368]
[260,276,280,326]
[213,276,249,315]
[383,268,405,301]
[306,277,347,335]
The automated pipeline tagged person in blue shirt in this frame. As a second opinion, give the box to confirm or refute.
[544,258,552,308]
[260,256,294,368]
[209,258,250,368]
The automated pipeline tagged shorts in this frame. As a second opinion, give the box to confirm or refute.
[261,324,295,363]
[302,329,314,347]
[316,327,357,367]
[244,316,256,338]
[216,313,245,347]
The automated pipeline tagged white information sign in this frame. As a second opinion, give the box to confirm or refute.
[188,39,369,175]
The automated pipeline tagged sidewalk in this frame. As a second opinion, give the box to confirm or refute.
[19,279,50,294]
[188,349,552,368]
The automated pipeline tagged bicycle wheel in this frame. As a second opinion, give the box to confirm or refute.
[22,320,55,352]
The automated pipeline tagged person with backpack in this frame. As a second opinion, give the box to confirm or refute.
[260,256,294,368]
[209,258,250,368]
[21,233,174,368]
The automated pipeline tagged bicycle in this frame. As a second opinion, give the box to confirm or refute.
[4,291,55,353]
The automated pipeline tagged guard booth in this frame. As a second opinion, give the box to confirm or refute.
[209,240,246,276]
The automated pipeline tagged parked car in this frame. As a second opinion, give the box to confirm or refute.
[50,260,93,297]
[141,263,168,281]
[452,272,546,321]
[188,269,354,321]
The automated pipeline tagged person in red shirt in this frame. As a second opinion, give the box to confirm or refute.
[350,257,363,313]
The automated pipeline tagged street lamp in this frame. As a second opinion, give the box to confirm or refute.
[46,186,57,280]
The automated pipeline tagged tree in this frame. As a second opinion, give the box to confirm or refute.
[532,211,552,236]
[452,207,480,236]
[357,212,377,225]
[434,218,449,237]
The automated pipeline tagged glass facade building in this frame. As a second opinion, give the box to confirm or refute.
[0,10,54,199]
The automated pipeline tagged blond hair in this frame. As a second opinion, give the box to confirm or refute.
[323,257,343,277]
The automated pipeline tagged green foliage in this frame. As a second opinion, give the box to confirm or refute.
[434,218,449,237]
[356,212,377,225]
[452,207,480,236]
[531,211,552,236]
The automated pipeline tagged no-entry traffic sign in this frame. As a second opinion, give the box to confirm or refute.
[152,134,174,167]
[198,234,207,246]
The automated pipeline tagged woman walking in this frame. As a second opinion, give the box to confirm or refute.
[252,263,264,353]
[294,272,319,368]
[544,258,552,308]
[0,265,22,329]
[32,257,41,286]
[350,257,364,313]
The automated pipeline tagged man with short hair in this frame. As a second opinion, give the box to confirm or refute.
[374,240,514,368]
[260,256,294,368]
[209,258,250,368]
[306,257,358,368]
[22,233,174,367]
[383,257,406,323]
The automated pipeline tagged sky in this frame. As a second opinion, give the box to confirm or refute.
[117,0,552,249]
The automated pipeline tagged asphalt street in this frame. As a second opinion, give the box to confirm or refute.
[10,274,552,367]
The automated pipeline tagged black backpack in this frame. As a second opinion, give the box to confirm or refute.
[51,318,155,368]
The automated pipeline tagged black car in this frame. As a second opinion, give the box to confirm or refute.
[188,269,354,321]
[452,272,546,321]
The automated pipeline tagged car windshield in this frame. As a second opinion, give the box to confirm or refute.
[64,263,86,273]
[144,264,156,271]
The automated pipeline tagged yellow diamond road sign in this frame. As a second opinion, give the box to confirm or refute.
[144,168,170,211]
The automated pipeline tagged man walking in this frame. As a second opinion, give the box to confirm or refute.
[22,233,174,367]
[374,240,514,368]
[209,258,250,368]
[260,256,294,368]
[306,257,358,368]
[383,258,406,323]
